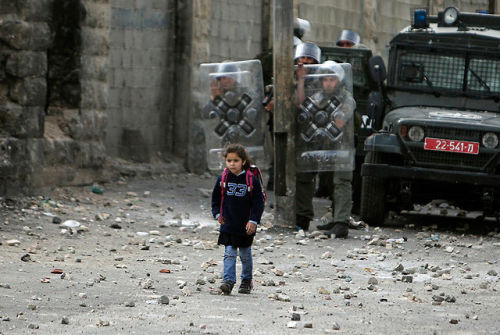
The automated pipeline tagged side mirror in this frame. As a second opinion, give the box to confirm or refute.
[368,55,387,86]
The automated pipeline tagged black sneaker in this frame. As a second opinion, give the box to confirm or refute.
[219,281,234,295]
[326,222,349,239]
[238,279,253,294]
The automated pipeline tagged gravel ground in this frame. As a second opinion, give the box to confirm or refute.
[0,171,499,334]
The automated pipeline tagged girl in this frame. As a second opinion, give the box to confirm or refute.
[211,144,265,295]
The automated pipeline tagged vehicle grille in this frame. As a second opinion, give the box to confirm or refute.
[424,127,480,142]
[404,126,493,170]
[410,147,492,169]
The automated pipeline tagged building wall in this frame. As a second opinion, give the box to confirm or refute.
[0,0,109,195]
[106,0,176,162]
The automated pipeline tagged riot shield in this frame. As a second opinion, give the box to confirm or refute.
[199,60,267,171]
[295,61,356,172]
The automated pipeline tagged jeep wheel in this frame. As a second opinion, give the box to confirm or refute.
[360,152,386,226]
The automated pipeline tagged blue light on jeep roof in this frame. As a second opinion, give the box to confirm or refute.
[476,10,489,14]
[413,9,428,28]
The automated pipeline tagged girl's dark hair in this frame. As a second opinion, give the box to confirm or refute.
[223,143,252,170]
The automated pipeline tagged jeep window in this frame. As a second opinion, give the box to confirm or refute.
[467,57,500,94]
[395,51,464,91]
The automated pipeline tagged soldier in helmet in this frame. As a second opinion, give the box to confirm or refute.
[293,42,322,231]
[210,63,240,101]
[336,29,361,48]
[316,30,364,217]
[296,60,355,238]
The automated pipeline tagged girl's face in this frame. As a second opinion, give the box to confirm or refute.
[225,152,246,175]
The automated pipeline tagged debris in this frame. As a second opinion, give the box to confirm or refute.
[61,220,81,228]
[159,295,169,305]
[21,254,31,262]
[6,239,21,246]
[91,186,104,194]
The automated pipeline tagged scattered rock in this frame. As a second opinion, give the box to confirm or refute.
[159,295,169,305]
[6,239,21,246]
[21,254,31,262]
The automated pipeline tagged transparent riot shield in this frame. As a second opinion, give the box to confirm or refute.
[295,61,356,172]
[199,60,268,171]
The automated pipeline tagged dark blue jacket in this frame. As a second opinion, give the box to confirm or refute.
[211,170,265,236]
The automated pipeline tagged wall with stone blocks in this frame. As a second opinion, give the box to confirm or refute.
[0,0,109,195]
[106,0,176,162]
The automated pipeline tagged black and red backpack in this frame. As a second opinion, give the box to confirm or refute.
[219,165,267,217]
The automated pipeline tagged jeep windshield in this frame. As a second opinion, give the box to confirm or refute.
[388,45,500,111]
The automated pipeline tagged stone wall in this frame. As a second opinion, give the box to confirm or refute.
[0,0,109,195]
[0,0,52,194]
[106,0,176,162]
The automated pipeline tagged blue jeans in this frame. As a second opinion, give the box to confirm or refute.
[223,245,253,283]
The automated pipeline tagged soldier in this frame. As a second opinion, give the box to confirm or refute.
[294,42,321,231]
[296,61,355,238]
[315,30,363,212]
[200,60,267,171]
[336,29,361,48]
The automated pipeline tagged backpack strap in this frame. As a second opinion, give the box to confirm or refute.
[219,168,229,217]
[246,168,254,196]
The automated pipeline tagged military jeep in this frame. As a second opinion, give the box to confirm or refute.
[361,7,500,225]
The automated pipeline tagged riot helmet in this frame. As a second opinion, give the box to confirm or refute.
[214,63,239,80]
[319,61,345,82]
[294,42,321,64]
[294,18,311,40]
[318,61,345,95]
[336,29,361,48]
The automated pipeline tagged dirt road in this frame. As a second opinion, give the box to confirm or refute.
[1,171,499,334]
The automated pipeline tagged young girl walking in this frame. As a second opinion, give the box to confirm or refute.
[211,144,265,295]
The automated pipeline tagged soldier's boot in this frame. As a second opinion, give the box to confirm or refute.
[296,215,310,231]
[317,221,336,230]
[326,222,348,239]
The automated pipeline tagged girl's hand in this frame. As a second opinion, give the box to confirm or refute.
[218,216,226,225]
[245,222,257,235]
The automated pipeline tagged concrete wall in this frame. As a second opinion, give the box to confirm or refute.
[107,0,176,162]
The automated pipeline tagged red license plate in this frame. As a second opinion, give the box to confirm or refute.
[424,138,479,155]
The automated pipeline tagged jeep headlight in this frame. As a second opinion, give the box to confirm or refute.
[482,132,498,149]
[408,126,425,142]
